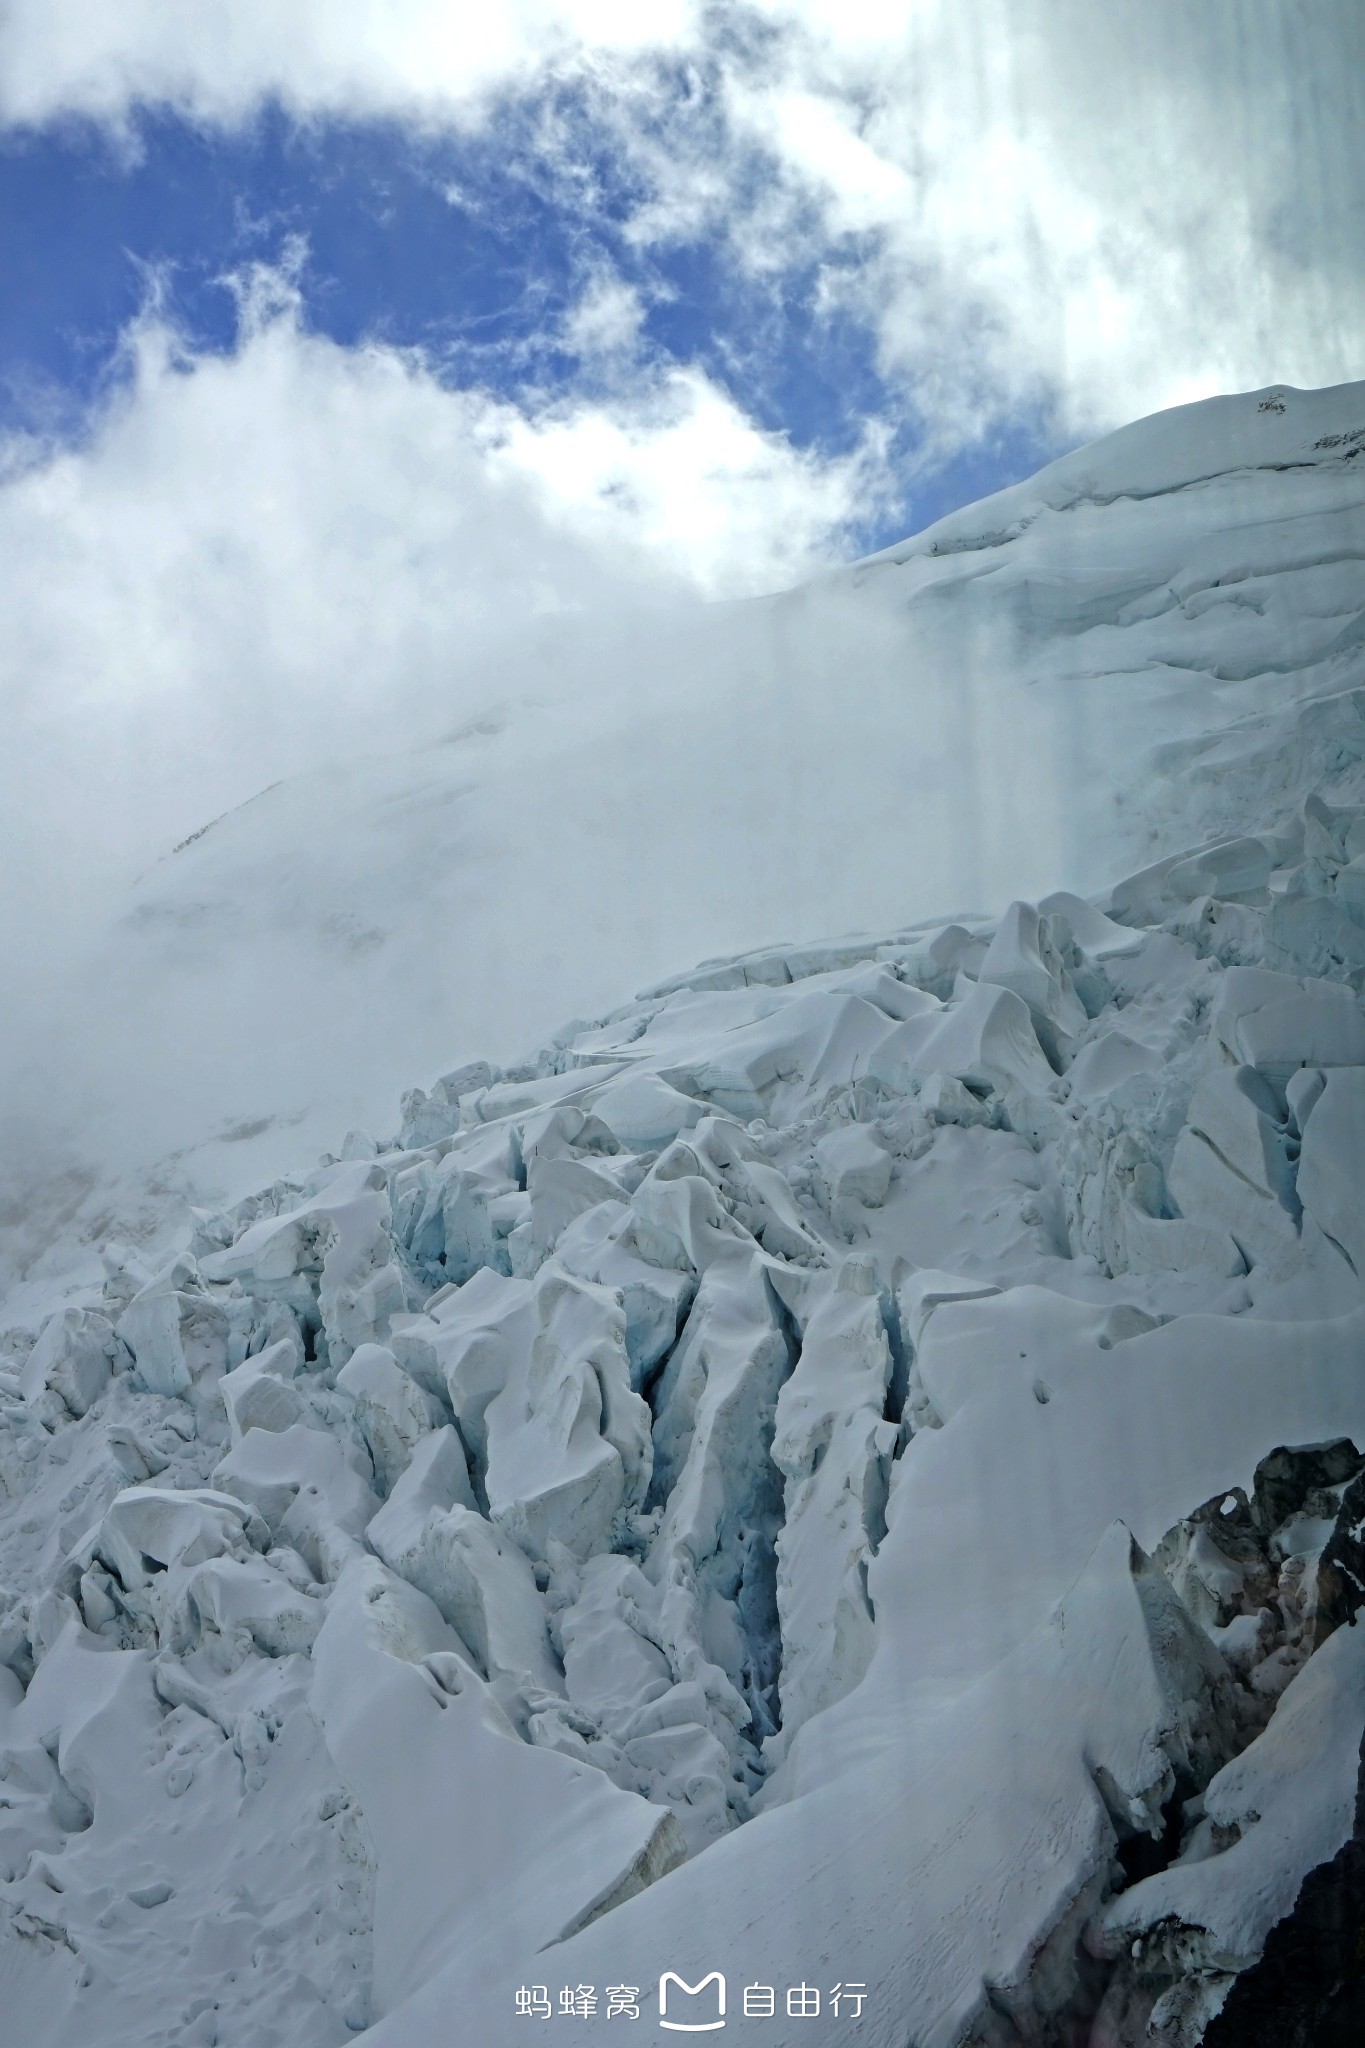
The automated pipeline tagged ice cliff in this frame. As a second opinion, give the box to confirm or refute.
[2,380,1365,2046]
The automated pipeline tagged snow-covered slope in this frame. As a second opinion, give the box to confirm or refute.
[2,381,1365,2048]
[4,379,1363,1306]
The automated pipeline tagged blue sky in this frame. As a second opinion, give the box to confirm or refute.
[0,97,1057,553]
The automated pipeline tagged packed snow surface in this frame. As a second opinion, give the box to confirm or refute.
[2,380,1365,2047]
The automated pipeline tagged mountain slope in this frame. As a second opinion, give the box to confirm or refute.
[3,378,1363,1306]
[2,380,1365,2048]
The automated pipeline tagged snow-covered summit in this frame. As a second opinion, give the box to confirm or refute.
[2,379,1365,2046]
[863,379,1365,567]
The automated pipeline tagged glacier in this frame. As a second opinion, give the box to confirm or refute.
[1,378,1364,2046]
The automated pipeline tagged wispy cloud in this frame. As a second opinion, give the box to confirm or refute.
[562,268,648,361]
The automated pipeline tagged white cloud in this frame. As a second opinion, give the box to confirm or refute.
[562,272,648,361]
[0,274,878,976]
[0,0,704,131]
[485,364,885,592]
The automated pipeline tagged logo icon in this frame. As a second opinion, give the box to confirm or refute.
[659,1971,726,2032]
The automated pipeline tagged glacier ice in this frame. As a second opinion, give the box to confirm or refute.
[2,378,1365,2045]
